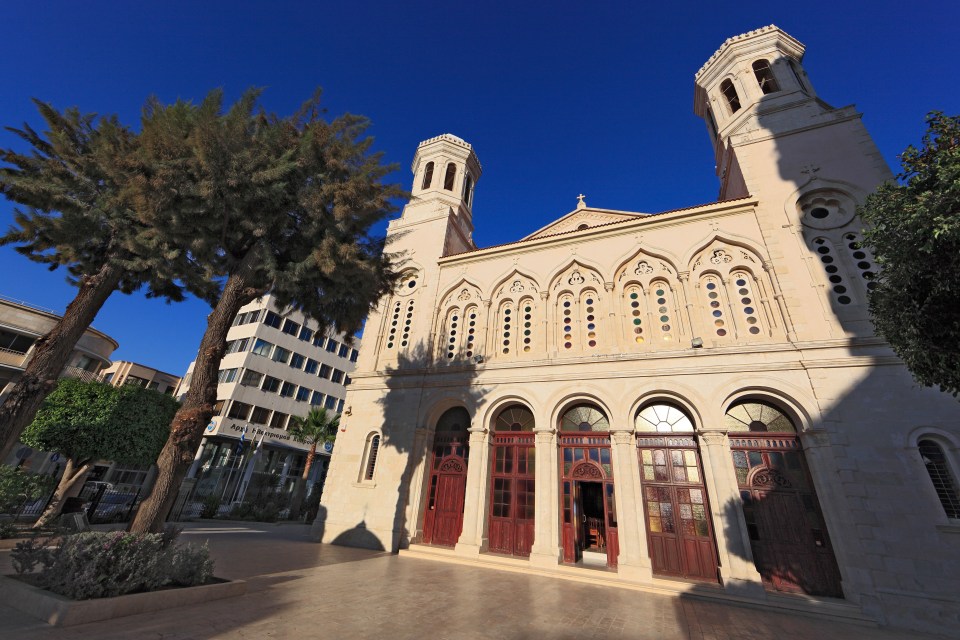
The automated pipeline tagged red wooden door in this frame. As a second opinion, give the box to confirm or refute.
[559,434,619,569]
[731,436,842,597]
[488,436,536,557]
[422,451,467,547]
[638,437,719,582]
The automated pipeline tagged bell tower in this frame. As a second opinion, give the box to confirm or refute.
[397,133,482,255]
[693,25,892,202]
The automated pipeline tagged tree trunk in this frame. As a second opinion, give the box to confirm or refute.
[33,458,92,529]
[0,262,124,462]
[288,443,316,521]
[130,252,265,533]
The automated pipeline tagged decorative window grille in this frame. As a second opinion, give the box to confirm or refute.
[919,440,960,519]
[842,232,878,293]
[559,294,575,350]
[812,238,852,305]
[464,305,478,358]
[386,301,402,349]
[625,285,645,346]
[581,290,599,349]
[731,271,763,336]
[519,298,534,353]
[702,275,729,338]
[401,300,414,348]
[499,301,514,355]
[444,307,462,360]
[649,280,676,343]
[364,434,381,481]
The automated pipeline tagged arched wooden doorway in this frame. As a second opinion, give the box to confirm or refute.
[488,405,536,557]
[422,407,469,547]
[559,404,619,568]
[635,403,719,582]
[726,400,843,597]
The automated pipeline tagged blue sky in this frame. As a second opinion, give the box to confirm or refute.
[1,1,957,376]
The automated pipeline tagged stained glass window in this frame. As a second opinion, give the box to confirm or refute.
[560,404,610,432]
[724,401,795,433]
[636,404,694,432]
[495,405,535,432]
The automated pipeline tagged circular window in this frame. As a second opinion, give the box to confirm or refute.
[810,207,829,219]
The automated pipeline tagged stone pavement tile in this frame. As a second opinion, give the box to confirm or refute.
[0,522,951,640]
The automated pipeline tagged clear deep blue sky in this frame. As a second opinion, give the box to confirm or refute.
[1,1,957,376]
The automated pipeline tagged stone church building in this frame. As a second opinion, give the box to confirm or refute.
[316,26,959,634]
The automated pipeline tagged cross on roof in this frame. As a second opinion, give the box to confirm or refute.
[577,193,586,206]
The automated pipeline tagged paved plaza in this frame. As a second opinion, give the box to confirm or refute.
[0,523,949,639]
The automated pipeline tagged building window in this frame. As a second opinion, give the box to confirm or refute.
[842,232,878,293]
[731,271,764,336]
[233,310,261,326]
[263,311,283,329]
[280,382,297,398]
[350,349,359,363]
[331,369,345,384]
[226,338,250,354]
[519,298,534,354]
[752,59,780,94]
[443,163,456,190]
[261,375,280,393]
[299,326,314,342]
[919,440,960,519]
[240,370,263,387]
[324,395,337,411]
[580,290,599,349]
[338,344,349,358]
[363,434,381,481]
[270,411,289,430]
[304,358,319,374]
[336,399,345,413]
[720,79,741,114]
[227,401,252,420]
[313,334,326,348]
[296,387,311,402]
[217,368,238,384]
[811,238,852,305]
[103,372,114,383]
[421,161,434,189]
[250,406,270,425]
[213,400,225,415]
[462,174,473,207]
[344,375,351,386]
[559,293,575,350]
[311,391,325,406]
[559,404,610,432]
[702,275,729,338]
[326,339,339,354]
[443,307,462,360]
[386,301,402,350]
[290,353,305,369]
[272,346,291,364]
[498,300,514,356]
[252,339,273,357]
[624,285,646,346]
[319,364,332,379]
[282,319,301,336]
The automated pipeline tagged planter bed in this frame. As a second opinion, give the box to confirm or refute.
[0,574,246,627]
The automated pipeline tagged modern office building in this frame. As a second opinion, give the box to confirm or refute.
[317,26,960,635]
[0,294,117,470]
[179,294,359,501]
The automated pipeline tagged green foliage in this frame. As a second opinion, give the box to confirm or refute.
[860,112,960,396]
[0,464,56,513]
[20,379,179,466]
[199,493,222,518]
[227,474,289,522]
[134,88,405,336]
[0,100,216,301]
[11,529,213,599]
[289,407,339,448]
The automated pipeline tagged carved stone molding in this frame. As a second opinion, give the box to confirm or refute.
[571,462,604,479]
[438,458,466,474]
[699,431,729,447]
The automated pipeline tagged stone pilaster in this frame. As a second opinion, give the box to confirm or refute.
[455,427,490,557]
[609,429,654,582]
[529,427,562,567]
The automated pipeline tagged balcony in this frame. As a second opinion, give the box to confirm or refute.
[61,366,100,383]
[0,347,27,369]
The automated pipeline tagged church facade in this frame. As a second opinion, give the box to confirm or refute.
[317,26,960,634]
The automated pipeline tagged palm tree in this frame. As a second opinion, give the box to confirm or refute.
[288,407,340,521]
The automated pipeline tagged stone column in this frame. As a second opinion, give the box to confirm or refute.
[609,429,654,582]
[762,261,796,341]
[677,272,701,341]
[540,291,553,356]
[604,282,622,353]
[698,430,766,597]
[403,427,431,545]
[529,427,562,567]
[455,426,490,557]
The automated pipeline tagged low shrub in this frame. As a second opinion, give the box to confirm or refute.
[199,493,221,518]
[11,526,215,600]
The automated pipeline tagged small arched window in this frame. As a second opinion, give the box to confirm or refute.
[752,60,780,94]
[560,404,610,432]
[720,79,741,114]
[443,163,456,190]
[462,174,473,206]
[363,433,381,481]
[919,439,960,519]
[495,405,535,432]
[421,162,434,190]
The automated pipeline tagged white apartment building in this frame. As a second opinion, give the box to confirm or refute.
[179,294,359,500]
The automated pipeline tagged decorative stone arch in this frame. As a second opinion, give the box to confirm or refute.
[719,385,818,434]
[479,393,539,432]
[687,235,767,276]
[612,244,681,286]
[420,394,478,435]
[437,278,484,310]
[549,390,615,432]
[548,259,606,293]
[715,71,748,118]
[628,388,706,434]
[393,261,426,297]
[782,177,869,224]
[570,460,608,480]
[905,426,960,451]
[490,268,542,301]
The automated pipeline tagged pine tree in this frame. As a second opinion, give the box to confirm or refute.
[0,102,216,461]
[129,90,403,533]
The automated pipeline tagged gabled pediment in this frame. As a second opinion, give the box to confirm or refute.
[522,207,646,241]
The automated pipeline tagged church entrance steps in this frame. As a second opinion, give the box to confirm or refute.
[399,544,876,627]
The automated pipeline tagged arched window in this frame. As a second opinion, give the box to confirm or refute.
[443,163,456,190]
[581,290,599,349]
[462,174,473,206]
[731,271,764,336]
[495,405,535,431]
[752,60,780,94]
[497,300,514,356]
[421,161,434,190]
[463,305,478,358]
[789,60,807,91]
[560,404,610,432]
[559,293,576,350]
[442,307,462,360]
[362,433,381,481]
[841,232,878,293]
[648,280,677,343]
[919,439,960,519]
[702,274,730,338]
[385,300,403,350]
[624,284,646,346]
[811,238,852,305]
[720,79,741,114]
[635,403,694,433]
